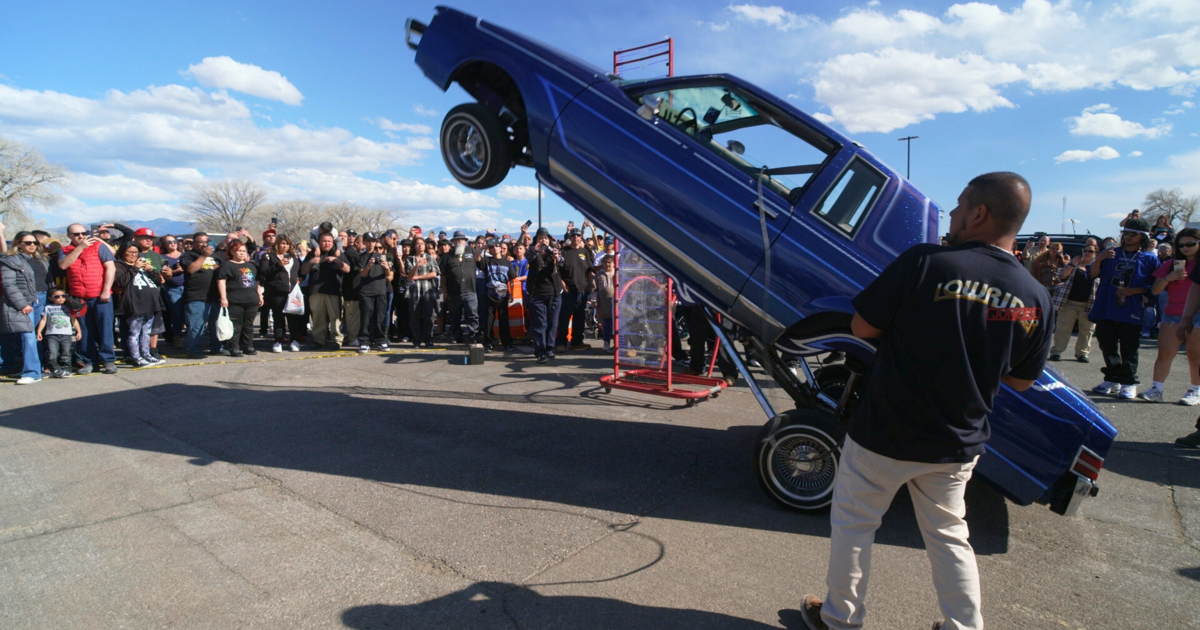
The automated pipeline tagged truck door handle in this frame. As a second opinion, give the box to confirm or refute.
[753,202,778,220]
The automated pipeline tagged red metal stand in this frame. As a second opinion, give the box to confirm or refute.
[599,243,725,406]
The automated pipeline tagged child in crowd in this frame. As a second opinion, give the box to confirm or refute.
[36,289,82,378]
[596,254,616,352]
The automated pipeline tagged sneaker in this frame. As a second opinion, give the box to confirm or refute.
[50,369,66,379]
[102,363,118,375]
[243,348,257,356]
[272,342,283,353]
[555,344,568,353]
[290,341,301,352]
[1119,384,1137,399]
[187,352,207,360]
[378,342,389,351]
[1092,381,1119,395]
[15,376,40,385]
[603,341,611,352]
[149,349,163,361]
[570,342,592,350]
[76,364,93,375]
[1077,356,1090,363]
[230,350,244,358]
[548,351,556,360]
[800,594,827,630]
[1175,430,1200,449]
[423,341,434,348]
[1048,354,1061,362]
[1139,387,1164,403]
[1181,388,1200,406]
[358,345,370,354]
[148,356,166,365]
[536,354,548,364]
[134,358,153,368]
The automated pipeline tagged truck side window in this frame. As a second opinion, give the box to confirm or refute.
[812,158,885,235]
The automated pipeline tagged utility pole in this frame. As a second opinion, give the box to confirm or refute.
[897,136,918,179]
[537,180,542,230]
[1061,197,1067,233]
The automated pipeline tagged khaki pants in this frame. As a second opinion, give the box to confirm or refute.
[1050,299,1095,358]
[823,437,982,630]
[309,292,342,345]
[342,299,360,346]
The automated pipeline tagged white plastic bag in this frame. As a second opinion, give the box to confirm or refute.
[283,283,305,315]
[215,307,234,341]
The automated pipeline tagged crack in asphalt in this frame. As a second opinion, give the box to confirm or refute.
[147,509,267,596]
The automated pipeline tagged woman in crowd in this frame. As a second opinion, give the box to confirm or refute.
[1030,241,1070,288]
[405,237,440,347]
[1151,215,1175,246]
[1048,240,1099,363]
[259,234,305,353]
[112,244,164,367]
[596,254,616,353]
[1142,228,1200,404]
[158,234,186,347]
[0,231,49,384]
[216,240,263,357]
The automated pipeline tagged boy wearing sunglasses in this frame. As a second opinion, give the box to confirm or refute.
[36,290,82,378]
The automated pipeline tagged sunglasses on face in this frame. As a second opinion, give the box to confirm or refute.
[17,240,37,246]
[162,240,177,245]
[68,232,86,237]
[1179,242,1200,248]
[50,294,66,300]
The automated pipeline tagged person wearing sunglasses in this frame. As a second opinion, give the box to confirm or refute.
[57,223,118,375]
[158,235,186,347]
[1088,219,1158,399]
[0,231,50,384]
[1048,238,1100,364]
[1140,228,1200,405]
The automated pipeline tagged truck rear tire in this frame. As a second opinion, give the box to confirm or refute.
[755,407,845,511]
[440,103,513,189]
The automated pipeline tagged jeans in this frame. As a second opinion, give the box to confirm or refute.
[46,334,74,371]
[1094,319,1143,385]
[823,438,982,630]
[6,291,45,379]
[482,297,511,348]
[600,318,613,344]
[446,292,479,343]
[309,292,342,345]
[556,289,588,346]
[184,300,216,355]
[409,297,436,344]
[1049,299,1096,359]
[527,293,561,358]
[358,294,388,346]
[343,299,361,346]
[76,296,115,367]
[163,285,185,341]
[124,314,154,360]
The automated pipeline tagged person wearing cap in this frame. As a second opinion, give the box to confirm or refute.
[439,230,485,346]
[391,235,411,341]
[555,228,594,353]
[481,238,517,351]
[526,227,563,363]
[131,228,169,361]
[253,228,278,338]
[301,232,350,350]
[1087,218,1159,399]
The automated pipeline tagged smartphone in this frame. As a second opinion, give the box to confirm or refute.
[568,221,574,228]
[271,217,278,225]
[1175,260,1186,272]
[521,220,533,230]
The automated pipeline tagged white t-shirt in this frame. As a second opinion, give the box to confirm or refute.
[43,304,74,336]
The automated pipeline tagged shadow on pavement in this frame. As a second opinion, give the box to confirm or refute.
[0,382,1009,552]
[1100,440,1200,490]
[341,582,778,630]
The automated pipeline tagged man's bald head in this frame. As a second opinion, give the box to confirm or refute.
[965,172,1031,236]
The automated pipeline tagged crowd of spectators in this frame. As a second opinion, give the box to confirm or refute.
[0,218,627,381]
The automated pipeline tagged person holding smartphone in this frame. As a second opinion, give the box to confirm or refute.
[404,237,440,347]
[1141,228,1200,404]
[158,235,186,347]
[1088,219,1158,399]
[1048,238,1099,363]
[57,224,118,374]
[525,227,563,363]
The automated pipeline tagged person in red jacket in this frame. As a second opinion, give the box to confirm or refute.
[57,224,117,375]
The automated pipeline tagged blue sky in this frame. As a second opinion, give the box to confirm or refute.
[1,0,1197,237]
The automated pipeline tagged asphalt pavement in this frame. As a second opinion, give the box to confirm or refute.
[1,336,1197,629]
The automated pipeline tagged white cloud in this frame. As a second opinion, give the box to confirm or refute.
[1055,146,1120,163]
[69,173,177,202]
[1067,104,1171,138]
[728,4,815,30]
[811,112,836,124]
[496,185,542,200]
[1127,0,1200,22]
[1130,150,1145,157]
[185,57,304,106]
[830,9,942,45]
[413,104,439,117]
[374,117,433,135]
[1103,212,1130,219]
[812,48,1022,133]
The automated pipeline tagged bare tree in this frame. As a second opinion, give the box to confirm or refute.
[0,136,71,223]
[184,180,268,232]
[252,200,404,239]
[252,200,327,239]
[324,202,403,235]
[1142,187,1200,227]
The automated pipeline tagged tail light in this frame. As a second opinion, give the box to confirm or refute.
[1072,446,1103,481]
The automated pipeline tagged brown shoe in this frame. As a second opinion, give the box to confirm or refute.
[801,594,827,630]
[932,621,944,630]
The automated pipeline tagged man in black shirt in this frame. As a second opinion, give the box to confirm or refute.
[802,173,1052,630]
[555,228,594,352]
[353,233,393,352]
[301,233,349,350]
[439,230,483,346]
[179,232,224,359]
[525,227,563,363]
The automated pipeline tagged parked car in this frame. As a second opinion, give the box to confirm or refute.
[407,7,1117,515]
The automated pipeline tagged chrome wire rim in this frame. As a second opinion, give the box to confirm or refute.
[445,119,487,178]
[770,434,836,498]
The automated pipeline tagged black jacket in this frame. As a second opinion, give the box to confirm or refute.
[259,252,301,297]
[526,247,562,298]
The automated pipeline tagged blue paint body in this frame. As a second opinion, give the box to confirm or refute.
[412,6,1117,509]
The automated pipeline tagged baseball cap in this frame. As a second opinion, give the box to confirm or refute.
[383,229,398,238]
[567,228,582,237]
[362,232,377,241]
[262,228,276,239]
[1122,218,1151,235]
[134,227,155,237]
